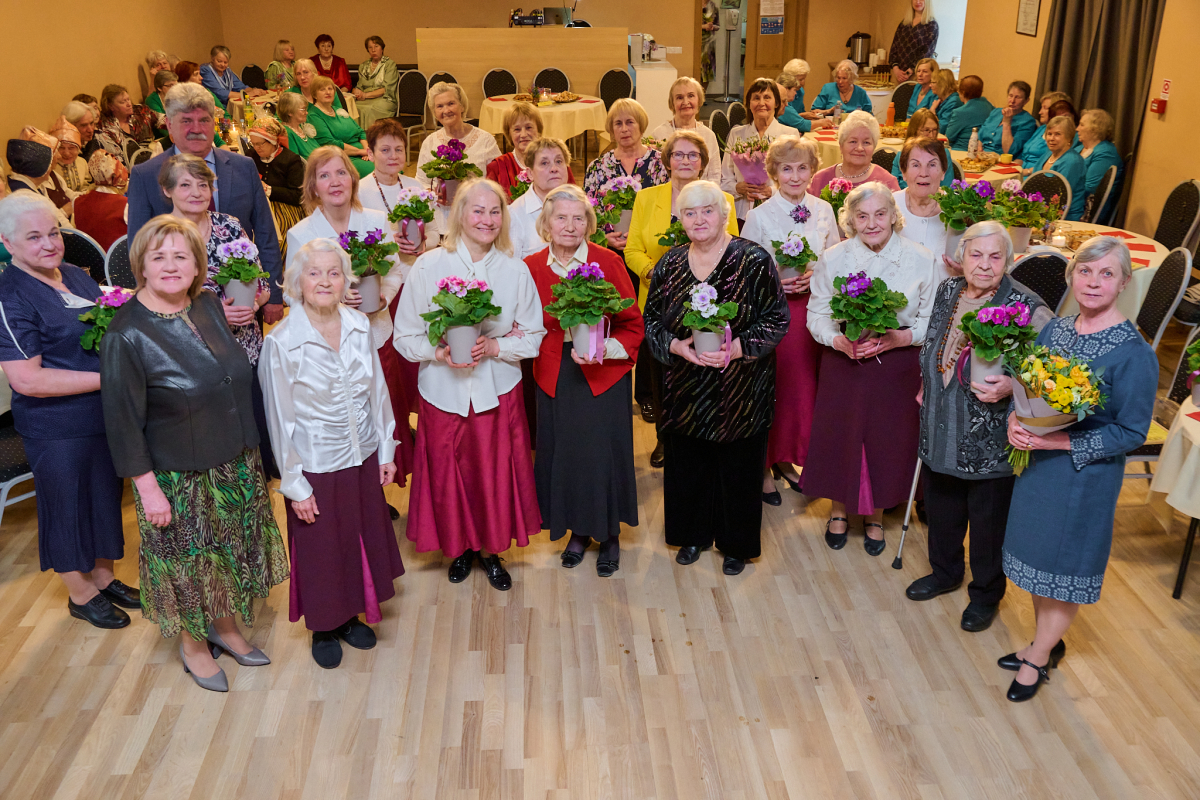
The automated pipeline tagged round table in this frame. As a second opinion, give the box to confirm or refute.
[479,94,609,148]
[948,150,1025,188]
[1046,224,1170,320]
[1150,396,1200,597]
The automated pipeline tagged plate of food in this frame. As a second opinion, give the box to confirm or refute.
[512,93,534,102]
[957,152,1000,173]
[880,137,903,145]
[879,125,907,139]
[553,91,581,103]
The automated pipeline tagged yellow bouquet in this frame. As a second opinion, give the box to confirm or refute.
[1008,345,1106,475]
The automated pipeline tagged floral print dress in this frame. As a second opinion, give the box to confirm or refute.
[583,148,669,201]
[205,212,269,365]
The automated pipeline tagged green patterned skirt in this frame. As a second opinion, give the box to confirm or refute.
[135,448,290,640]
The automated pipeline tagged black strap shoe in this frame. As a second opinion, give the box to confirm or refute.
[481,554,512,591]
[336,617,377,650]
[960,602,999,632]
[98,579,141,609]
[998,639,1065,671]
[905,574,962,601]
[675,545,710,565]
[649,441,665,468]
[762,490,782,506]
[312,630,343,669]
[1006,658,1051,702]
[448,550,476,583]
[864,523,886,557]
[68,594,131,629]
[596,540,620,577]
[824,517,849,550]
[722,556,746,575]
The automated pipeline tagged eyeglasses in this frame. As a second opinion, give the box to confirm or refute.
[671,151,702,161]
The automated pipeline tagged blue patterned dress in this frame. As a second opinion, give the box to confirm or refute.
[1002,316,1157,604]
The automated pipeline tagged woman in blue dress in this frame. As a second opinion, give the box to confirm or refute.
[977,81,1037,157]
[1000,237,1157,702]
[906,58,939,117]
[810,60,873,117]
[0,193,136,629]
[1025,115,1088,220]
[1074,109,1125,223]
[931,69,962,127]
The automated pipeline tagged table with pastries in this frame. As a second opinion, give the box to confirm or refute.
[1150,395,1200,597]
[479,93,610,148]
[228,91,359,123]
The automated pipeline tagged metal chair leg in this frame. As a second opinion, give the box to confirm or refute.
[1173,517,1199,599]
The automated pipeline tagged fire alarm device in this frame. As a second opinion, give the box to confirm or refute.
[1150,98,1168,114]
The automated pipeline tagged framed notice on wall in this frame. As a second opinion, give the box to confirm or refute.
[760,16,784,35]
[1016,0,1041,37]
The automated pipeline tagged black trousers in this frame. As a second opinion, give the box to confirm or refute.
[662,429,770,560]
[634,341,663,425]
[921,465,1015,605]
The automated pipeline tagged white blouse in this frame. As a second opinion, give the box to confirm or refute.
[894,189,952,283]
[508,187,550,260]
[719,119,801,221]
[741,191,840,268]
[359,172,442,247]
[259,305,397,502]
[285,206,403,349]
[392,244,546,417]
[415,126,502,230]
[807,233,938,348]
[648,119,722,182]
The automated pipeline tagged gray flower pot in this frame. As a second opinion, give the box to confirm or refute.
[224,278,258,308]
[613,209,633,235]
[691,328,724,356]
[445,324,480,365]
[399,218,423,247]
[779,266,801,281]
[945,227,965,260]
[1192,382,1200,408]
[571,322,602,359]
[357,273,382,314]
[442,179,461,207]
[1009,226,1032,254]
[970,349,1006,393]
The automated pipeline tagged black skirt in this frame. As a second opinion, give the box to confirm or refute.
[534,343,638,542]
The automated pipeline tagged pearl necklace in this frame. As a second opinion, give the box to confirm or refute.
[837,163,870,181]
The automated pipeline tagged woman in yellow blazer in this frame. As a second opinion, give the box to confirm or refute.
[625,130,738,467]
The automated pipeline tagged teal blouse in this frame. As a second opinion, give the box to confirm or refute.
[907,85,937,117]
[1073,140,1124,222]
[944,97,994,150]
[1028,149,1088,220]
[777,105,812,133]
[978,108,1037,156]
[810,83,873,115]
[934,92,962,127]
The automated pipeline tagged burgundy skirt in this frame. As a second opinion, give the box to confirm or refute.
[801,344,921,514]
[406,385,541,557]
[285,451,405,632]
[376,288,417,483]
[766,292,822,468]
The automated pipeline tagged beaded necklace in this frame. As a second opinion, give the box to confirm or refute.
[935,285,997,373]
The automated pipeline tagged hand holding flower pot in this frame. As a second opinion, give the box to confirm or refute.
[828,271,909,359]
[956,301,1036,399]
[213,238,268,308]
[338,229,399,314]
[680,281,739,367]
[772,232,818,288]
[542,261,635,364]
[421,276,503,366]
[420,138,483,208]
[386,187,437,251]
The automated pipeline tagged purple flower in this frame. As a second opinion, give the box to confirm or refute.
[337,230,358,250]
[973,181,995,199]
[1026,191,1043,203]
[789,203,811,224]
[566,261,605,281]
[950,179,970,190]
[363,229,385,247]
[1011,301,1031,326]
[840,270,872,299]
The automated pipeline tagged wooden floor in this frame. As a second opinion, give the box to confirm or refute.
[1,328,1199,800]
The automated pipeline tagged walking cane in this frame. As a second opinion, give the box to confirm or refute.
[891,459,924,570]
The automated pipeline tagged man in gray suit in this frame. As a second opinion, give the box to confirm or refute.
[127,83,285,324]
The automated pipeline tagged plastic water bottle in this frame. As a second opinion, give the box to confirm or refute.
[968,127,981,158]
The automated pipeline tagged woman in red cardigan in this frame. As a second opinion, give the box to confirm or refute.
[311,34,352,91]
[487,101,577,201]
[524,184,643,576]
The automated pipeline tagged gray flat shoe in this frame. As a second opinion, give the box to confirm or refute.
[180,641,228,692]
[207,624,271,666]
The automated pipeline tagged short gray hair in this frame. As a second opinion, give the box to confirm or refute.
[62,101,94,127]
[956,220,1013,267]
[676,180,730,221]
[285,238,354,304]
[210,45,231,59]
[838,110,880,149]
[0,193,61,240]
[783,59,810,79]
[427,81,470,116]
[277,91,307,123]
[145,49,169,69]
[838,181,904,235]
[835,60,860,80]
[1067,235,1132,283]
[536,184,596,241]
[154,70,178,92]
[164,82,215,119]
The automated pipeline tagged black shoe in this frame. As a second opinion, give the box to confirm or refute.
[561,550,585,568]
[771,465,803,494]
[335,617,377,650]
[1006,658,1051,702]
[98,579,141,609]
[824,517,849,550]
[596,540,620,577]
[639,401,656,424]
[649,441,665,468]
[675,545,710,565]
[312,630,343,668]
[864,523,886,557]
[722,556,746,575]
[388,504,401,521]
[68,594,131,629]
[762,490,782,506]
[480,554,512,591]
[960,602,1000,632]
[905,574,962,601]
[448,550,476,583]
[998,639,1065,672]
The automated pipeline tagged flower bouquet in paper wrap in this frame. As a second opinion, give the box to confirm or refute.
[1006,345,1107,475]
[338,229,399,314]
[729,136,772,188]
[819,177,853,234]
[771,232,818,281]
[682,281,738,360]
[955,301,1037,393]
[420,276,503,365]
[420,138,483,207]
[828,270,908,358]
[543,261,634,361]
[213,238,268,308]
[79,286,134,351]
[657,219,690,248]
[599,176,641,234]
[386,187,437,247]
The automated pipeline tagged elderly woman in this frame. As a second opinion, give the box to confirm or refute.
[175,61,227,118]
[0,194,136,629]
[510,137,570,259]
[266,40,296,90]
[741,137,839,501]
[94,84,164,165]
[101,215,289,692]
[286,58,345,111]
[278,91,319,161]
[1000,237,1156,702]
[911,221,1053,632]
[583,99,667,211]
[810,60,874,117]
[1074,109,1124,222]
[47,116,88,205]
[489,102,575,198]
[1025,115,1087,220]
[311,34,353,91]
[5,137,71,229]
[944,75,994,151]
[907,58,940,117]
[648,77,722,182]
[73,150,129,252]
[889,0,939,84]
[393,178,546,591]
[809,110,900,197]
[625,131,738,467]
[978,81,1037,157]
[62,100,101,161]
[145,49,171,82]
[804,182,937,555]
[890,108,953,190]
[353,36,399,130]
[524,184,644,575]
[721,78,799,223]
[308,77,373,177]
[643,180,787,574]
[894,138,954,281]
[416,82,501,197]
[201,46,262,106]
[260,238,404,669]
[246,117,306,250]
[776,72,834,134]
[1017,91,1071,169]
[931,69,962,125]
[145,70,178,137]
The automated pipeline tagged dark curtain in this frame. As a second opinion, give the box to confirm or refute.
[1036,0,1166,157]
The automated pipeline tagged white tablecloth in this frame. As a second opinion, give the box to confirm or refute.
[0,367,9,416]
[479,94,609,147]
[1151,397,1200,519]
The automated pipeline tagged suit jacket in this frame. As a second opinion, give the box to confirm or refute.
[127,145,284,303]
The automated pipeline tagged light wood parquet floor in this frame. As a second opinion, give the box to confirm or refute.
[1,327,1198,800]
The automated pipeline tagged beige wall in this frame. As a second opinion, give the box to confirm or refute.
[0,1,224,142]
[959,0,1050,107]
[805,4,872,83]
